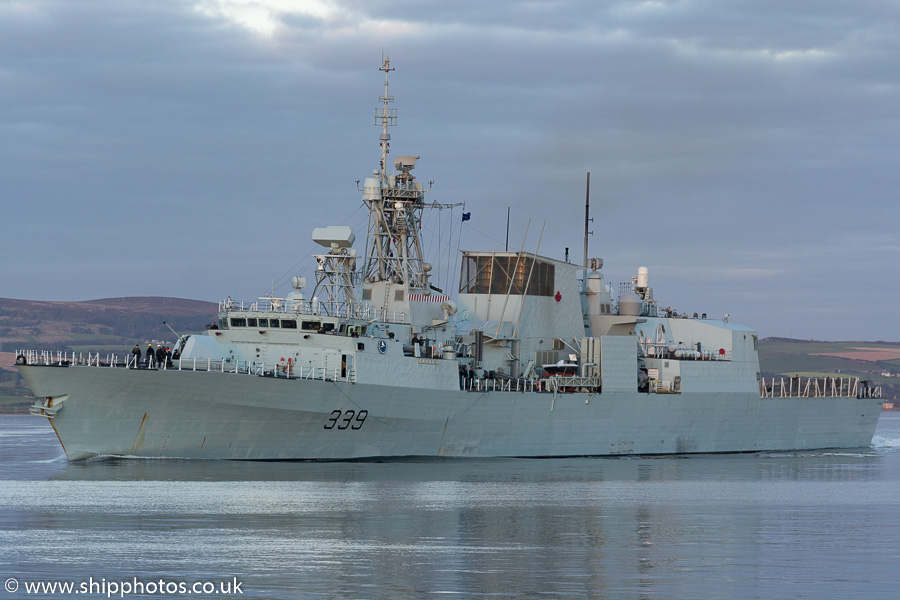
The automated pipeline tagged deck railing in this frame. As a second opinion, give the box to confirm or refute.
[219,297,410,324]
[760,376,881,399]
[14,350,356,384]
[460,377,542,392]
[640,342,732,361]
[15,349,884,400]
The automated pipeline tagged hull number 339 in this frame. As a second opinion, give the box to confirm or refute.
[324,409,368,430]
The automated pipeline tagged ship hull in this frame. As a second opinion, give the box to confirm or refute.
[19,364,882,460]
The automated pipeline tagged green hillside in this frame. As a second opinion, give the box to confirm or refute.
[758,338,899,402]
[759,339,899,379]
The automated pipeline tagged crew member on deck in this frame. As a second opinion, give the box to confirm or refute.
[132,344,141,368]
[145,344,153,367]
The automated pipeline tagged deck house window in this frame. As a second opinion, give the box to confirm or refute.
[460,254,554,297]
[230,318,247,327]
[281,320,297,329]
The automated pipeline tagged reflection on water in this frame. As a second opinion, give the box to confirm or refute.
[2,414,900,600]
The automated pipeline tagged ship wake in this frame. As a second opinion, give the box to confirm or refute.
[871,434,900,449]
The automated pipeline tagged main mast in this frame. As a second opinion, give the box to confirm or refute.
[361,57,432,313]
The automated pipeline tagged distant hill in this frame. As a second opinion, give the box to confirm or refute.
[758,337,900,376]
[1,304,897,411]
[0,296,217,350]
[758,337,900,403]
[0,296,218,411]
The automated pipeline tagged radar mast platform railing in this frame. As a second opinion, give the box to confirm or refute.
[219,297,409,324]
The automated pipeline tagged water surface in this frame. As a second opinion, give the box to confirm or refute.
[2,414,899,599]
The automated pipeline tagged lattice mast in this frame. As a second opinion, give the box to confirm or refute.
[309,227,358,317]
[361,57,431,298]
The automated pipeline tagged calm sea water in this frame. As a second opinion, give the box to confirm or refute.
[2,414,900,600]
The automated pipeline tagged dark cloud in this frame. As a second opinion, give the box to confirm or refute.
[1,0,897,340]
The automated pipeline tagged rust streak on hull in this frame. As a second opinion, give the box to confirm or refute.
[48,418,67,457]
[131,412,149,455]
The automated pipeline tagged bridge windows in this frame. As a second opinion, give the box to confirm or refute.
[225,316,324,330]
[460,254,554,296]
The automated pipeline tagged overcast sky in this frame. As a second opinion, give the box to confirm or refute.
[2,0,898,341]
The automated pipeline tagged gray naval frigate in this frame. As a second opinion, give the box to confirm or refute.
[18,58,883,460]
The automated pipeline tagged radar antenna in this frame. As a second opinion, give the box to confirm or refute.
[360,57,432,312]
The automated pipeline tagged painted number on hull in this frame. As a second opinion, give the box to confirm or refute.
[324,409,368,430]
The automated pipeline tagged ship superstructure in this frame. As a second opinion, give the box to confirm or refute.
[17,58,882,460]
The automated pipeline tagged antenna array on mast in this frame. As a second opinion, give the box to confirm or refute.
[360,57,432,303]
